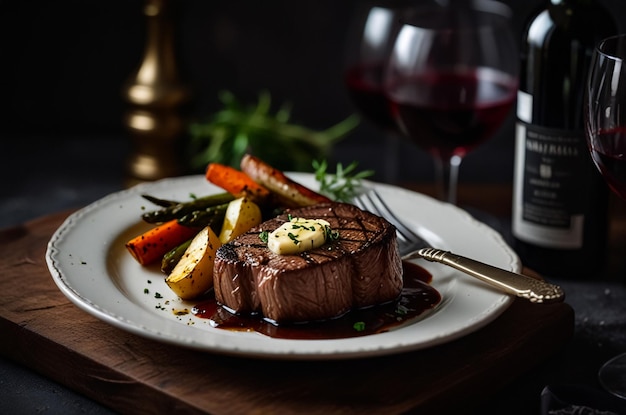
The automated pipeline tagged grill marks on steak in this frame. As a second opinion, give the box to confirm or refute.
[213,202,403,324]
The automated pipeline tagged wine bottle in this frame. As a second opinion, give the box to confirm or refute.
[512,0,617,279]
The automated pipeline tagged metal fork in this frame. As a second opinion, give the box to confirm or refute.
[352,189,565,304]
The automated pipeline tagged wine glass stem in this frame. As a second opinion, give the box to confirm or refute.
[435,154,462,205]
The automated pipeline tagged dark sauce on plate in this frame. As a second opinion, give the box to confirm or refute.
[192,261,441,340]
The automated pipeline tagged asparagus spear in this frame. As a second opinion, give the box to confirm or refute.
[141,192,234,224]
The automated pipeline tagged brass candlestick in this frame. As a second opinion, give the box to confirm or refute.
[122,0,189,187]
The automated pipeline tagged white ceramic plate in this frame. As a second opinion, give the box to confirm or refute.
[46,174,519,360]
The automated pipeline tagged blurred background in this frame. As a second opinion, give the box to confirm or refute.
[1,0,626,224]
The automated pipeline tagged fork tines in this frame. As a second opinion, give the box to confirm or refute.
[352,189,426,255]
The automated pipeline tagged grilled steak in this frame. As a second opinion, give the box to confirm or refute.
[213,202,403,324]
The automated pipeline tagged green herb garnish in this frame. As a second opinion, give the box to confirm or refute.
[353,321,366,332]
[291,223,314,231]
[313,159,374,202]
[259,230,269,243]
[287,232,300,245]
[188,91,359,172]
[324,225,340,242]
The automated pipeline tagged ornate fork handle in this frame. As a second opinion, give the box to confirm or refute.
[404,248,565,304]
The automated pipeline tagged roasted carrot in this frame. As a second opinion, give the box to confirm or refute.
[125,220,200,266]
[205,162,271,203]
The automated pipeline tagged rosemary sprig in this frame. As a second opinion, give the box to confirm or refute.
[313,159,374,202]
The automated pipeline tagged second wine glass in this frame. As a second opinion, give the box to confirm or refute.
[384,0,518,204]
[585,34,626,401]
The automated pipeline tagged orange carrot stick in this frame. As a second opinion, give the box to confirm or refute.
[205,162,271,203]
[125,220,200,266]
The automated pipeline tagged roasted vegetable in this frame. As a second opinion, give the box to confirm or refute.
[177,203,229,230]
[141,194,179,208]
[205,162,271,204]
[218,197,263,244]
[125,220,200,266]
[165,226,222,300]
[240,154,332,207]
[160,239,192,275]
[141,192,234,224]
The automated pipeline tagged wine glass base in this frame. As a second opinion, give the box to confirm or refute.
[598,352,626,400]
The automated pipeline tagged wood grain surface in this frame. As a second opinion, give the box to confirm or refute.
[0,210,574,414]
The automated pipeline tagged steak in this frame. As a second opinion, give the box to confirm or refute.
[213,202,403,324]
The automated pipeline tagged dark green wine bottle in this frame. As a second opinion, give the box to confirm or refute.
[512,0,617,279]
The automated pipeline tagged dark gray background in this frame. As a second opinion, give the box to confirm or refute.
[2,0,625,188]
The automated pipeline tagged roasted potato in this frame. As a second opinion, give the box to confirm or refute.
[218,197,262,243]
[165,226,221,300]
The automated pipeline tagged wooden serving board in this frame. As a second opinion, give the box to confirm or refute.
[0,211,574,414]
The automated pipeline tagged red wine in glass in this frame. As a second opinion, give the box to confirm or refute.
[343,4,416,134]
[344,62,399,133]
[589,127,626,201]
[386,68,517,160]
[384,1,518,204]
[586,34,626,401]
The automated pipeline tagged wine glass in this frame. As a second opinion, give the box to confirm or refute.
[343,2,423,182]
[585,34,626,399]
[343,2,415,133]
[384,0,518,204]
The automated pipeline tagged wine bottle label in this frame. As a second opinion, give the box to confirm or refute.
[512,120,588,249]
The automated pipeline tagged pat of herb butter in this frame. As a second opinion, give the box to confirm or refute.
[267,217,335,255]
